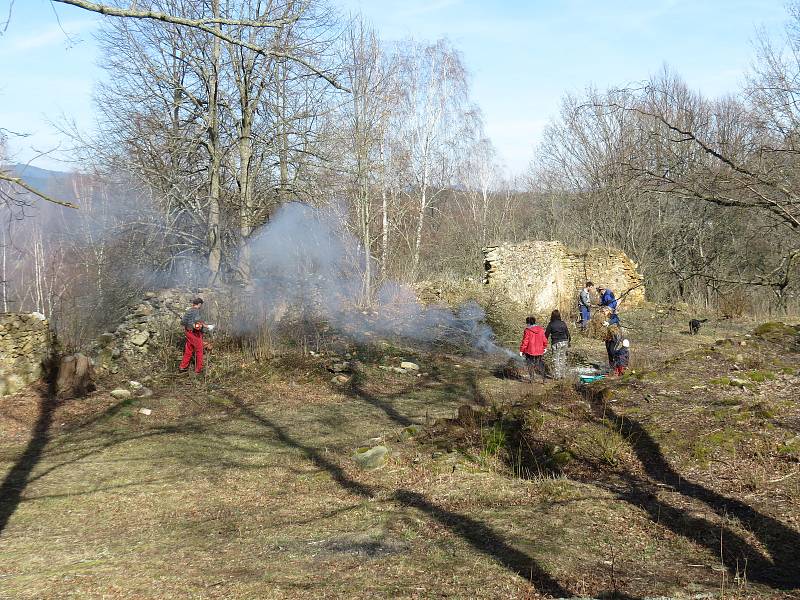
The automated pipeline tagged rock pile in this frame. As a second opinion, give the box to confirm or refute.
[90,288,217,373]
[0,312,52,397]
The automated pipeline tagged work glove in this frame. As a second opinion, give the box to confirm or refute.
[207,324,215,332]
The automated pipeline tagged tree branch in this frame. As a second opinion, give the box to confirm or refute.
[50,0,350,92]
[52,0,299,29]
[0,172,79,209]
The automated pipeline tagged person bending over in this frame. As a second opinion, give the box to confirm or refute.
[597,285,620,325]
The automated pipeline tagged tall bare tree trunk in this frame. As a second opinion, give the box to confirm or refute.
[207,0,222,284]
[277,60,290,205]
[411,163,428,278]
[237,121,254,285]
[1,227,7,313]
[32,227,45,315]
[480,185,489,248]
[357,177,371,306]
[380,140,389,275]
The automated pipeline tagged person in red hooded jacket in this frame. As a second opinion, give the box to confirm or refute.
[519,316,548,383]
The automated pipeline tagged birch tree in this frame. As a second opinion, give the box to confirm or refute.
[397,40,469,278]
[337,19,397,301]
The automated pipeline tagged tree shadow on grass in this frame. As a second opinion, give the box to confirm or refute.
[0,387,58,535]
[341,363,486,432]
[342,371,456,428]
[221,390,570,598]
[343,382,415,427]
[585,388,800,590]
[0,382,206,537]
[393,489,570,597]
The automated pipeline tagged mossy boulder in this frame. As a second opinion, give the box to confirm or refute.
[754,322,795,336]
[399,425,419,440]
[353,445,389,470]
[548,445,573,469]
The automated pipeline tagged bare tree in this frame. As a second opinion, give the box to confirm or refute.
[395,39,469,278]
[334,18,398,302]
[532,63,800,310]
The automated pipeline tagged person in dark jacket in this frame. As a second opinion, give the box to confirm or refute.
[519,316,547,383]
[545,309,571,379]
[179,298,212,373]
[613,339,630,376]
[603,322,623,368]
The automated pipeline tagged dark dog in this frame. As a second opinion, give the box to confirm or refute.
[689,318,708,335]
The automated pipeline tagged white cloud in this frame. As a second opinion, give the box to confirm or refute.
[0,19,95,54]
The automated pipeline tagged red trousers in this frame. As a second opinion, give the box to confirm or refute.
[179,329,204,372]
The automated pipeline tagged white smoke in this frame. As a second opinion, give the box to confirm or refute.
[246,202,516,359]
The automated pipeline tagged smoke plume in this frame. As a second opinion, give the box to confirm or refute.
[246,202,517,359]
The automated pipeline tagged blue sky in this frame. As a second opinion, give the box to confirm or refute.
[0,0,789,174]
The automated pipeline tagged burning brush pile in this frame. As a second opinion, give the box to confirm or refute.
[236,203,520,362]
[494,358,527,381]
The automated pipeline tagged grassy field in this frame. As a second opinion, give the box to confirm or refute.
[1,308,798,599]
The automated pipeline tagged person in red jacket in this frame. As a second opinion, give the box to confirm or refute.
[519,316,548,383]
[179,298,213,374]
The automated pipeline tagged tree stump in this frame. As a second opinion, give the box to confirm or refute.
[56,353,96,399]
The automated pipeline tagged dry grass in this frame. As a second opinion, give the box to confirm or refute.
[0,310,798,599]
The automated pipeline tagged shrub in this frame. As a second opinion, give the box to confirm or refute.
[481,423,507,458]
[719,289,752,318]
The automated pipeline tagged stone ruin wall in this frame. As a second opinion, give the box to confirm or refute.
[90,288,225,374]
[483,241,645,315]
[0,313,52,397]
[1,289,226,397]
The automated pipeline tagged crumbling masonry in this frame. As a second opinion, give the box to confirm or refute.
[483,241,645,314]
[0,313,52,397]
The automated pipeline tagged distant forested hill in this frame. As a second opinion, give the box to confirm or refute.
[5,164,78,204]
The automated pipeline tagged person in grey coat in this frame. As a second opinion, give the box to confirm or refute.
[578,281,594,331]
[179,298,214,373]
